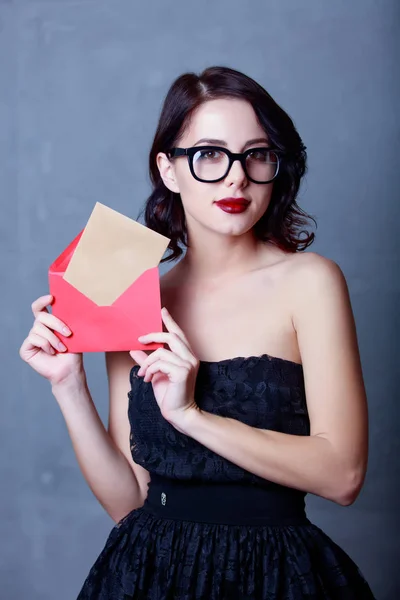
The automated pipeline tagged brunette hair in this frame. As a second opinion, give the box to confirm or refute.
[142,66,316,263]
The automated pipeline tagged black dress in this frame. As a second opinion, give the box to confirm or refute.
[77,354,376,599]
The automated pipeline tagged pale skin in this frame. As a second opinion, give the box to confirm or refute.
[19,98,369,523]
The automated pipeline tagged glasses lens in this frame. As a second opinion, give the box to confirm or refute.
[246,149,279,182]
[192,148,230,181]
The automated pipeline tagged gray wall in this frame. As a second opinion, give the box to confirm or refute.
[1,1,399,598]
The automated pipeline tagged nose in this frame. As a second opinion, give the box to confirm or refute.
[224,158,248,188]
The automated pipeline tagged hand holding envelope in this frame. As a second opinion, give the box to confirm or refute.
[48,202,170,353]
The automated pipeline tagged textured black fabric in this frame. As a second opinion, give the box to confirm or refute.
[77,354,376,599]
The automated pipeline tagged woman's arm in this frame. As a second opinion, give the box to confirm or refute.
[168,254,369,506]
[53,352,149,522]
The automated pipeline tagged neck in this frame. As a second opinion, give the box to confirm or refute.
[179,225,265,284]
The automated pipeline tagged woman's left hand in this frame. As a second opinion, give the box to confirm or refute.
[130,307,200,425]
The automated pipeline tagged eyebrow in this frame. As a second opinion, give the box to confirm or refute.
[193,137,269,149]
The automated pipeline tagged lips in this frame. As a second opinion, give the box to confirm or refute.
[214,197,250,214]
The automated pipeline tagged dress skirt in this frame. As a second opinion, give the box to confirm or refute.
[76,475,376,599]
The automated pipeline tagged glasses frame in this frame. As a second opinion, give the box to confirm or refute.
[167,145,281,184]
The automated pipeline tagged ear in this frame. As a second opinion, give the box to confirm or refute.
[156,152,180,194]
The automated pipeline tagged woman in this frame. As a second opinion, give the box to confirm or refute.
[20,66,376,599]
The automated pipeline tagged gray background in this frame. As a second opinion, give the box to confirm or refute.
[1,0,399,598]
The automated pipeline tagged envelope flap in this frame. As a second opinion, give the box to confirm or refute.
[49,230,84,274]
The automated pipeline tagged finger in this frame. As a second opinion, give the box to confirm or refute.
[137,348,186,376]
[143,359,190,384]
[32,321,67,352]
[20,335,42,358]
[35,311,71,337]
[129,350,151,367]
[31,294,53,317]
[138,332,196,365]
[26,332,56,355]
[161,308,191,346]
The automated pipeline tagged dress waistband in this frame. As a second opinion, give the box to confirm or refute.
[143,474,310,526]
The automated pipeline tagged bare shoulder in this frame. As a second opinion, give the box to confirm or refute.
[160,262,182,288]
[159,262,183,306]
[159,268,175,294]
[286,250,345,281]
[285,250,363,392]
[285,251,349,313]
[260,249,349,323]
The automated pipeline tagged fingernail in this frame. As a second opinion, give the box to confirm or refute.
[58,342,67,352]
[62,327,71,336]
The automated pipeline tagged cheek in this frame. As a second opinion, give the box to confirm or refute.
[178,176,214,214]
[254,186,274,214]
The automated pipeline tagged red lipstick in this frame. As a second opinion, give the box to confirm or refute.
[214,197,250,214]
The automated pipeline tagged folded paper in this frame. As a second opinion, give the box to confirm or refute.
[48,202,170,353]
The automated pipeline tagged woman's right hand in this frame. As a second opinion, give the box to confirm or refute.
[19,294,84,387]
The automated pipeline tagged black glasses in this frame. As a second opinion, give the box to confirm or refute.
[167,145,281,184]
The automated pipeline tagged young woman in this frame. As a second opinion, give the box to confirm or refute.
[20,66,376,599]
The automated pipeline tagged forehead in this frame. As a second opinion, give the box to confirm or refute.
[180,98,267,146]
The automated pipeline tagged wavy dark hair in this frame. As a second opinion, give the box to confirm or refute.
[142,66,316,263]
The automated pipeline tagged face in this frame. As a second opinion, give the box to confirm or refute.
[156,98,275,238]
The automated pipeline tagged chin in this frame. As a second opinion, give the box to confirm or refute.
[213,219,256,237]
[187,208,262,238]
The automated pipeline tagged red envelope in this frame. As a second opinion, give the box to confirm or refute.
[48,203,170,353]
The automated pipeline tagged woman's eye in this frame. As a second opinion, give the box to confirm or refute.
[199,150,219,160]
[248,150,268,161]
